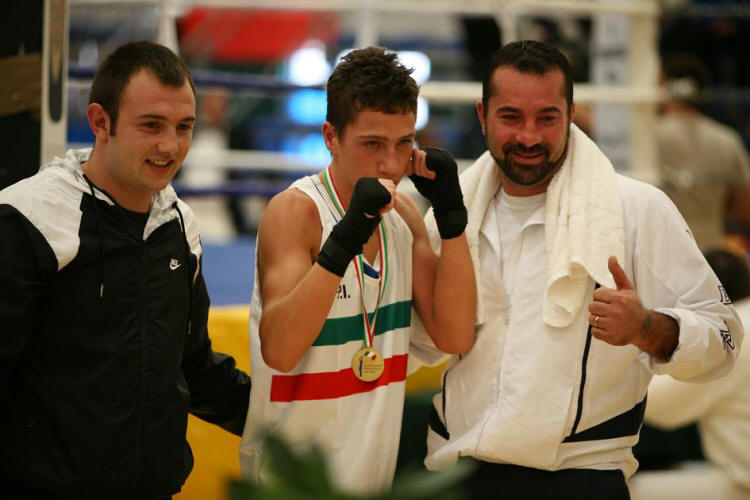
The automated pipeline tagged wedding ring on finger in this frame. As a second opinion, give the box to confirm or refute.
[593,315,599,328]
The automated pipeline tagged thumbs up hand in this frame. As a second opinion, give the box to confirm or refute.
[587,256,648,347]
[588,256,679,360]
[608,255,634,291]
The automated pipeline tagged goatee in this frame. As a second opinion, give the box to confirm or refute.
[490,129,570,188]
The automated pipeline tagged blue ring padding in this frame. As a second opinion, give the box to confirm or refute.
[201,237,256,306]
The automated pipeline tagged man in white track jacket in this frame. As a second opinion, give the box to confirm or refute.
[413,40,743,500]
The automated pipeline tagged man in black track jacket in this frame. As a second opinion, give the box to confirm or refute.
[0,41,250,499]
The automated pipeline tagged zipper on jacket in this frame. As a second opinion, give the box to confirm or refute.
[565,283,599,440]
[441,367,449,433]
[566,328,593,438]
[439,354,461,437]
[133,240,149,495]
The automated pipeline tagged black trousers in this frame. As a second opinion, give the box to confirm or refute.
[461,459,630,500]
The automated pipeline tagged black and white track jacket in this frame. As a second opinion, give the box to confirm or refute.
[0,149,250,499]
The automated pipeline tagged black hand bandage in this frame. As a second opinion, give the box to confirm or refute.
[410,146,467,239]
[317,177,392,277]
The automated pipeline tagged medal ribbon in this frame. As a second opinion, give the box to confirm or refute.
[322,167,389,348]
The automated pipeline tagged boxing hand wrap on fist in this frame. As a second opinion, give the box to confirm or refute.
[317,177,392,277]
[410,146,467,239]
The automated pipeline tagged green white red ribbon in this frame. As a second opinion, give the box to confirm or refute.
[322,167,389,348]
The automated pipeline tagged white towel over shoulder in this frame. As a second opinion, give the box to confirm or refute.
[544,124,624,327]
[449,124,624,328]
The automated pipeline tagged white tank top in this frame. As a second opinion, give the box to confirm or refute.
[240,174,414,495]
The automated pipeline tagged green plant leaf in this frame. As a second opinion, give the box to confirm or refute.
[232,432,471,500]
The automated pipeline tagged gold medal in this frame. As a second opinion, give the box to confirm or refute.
[351,347,385,382]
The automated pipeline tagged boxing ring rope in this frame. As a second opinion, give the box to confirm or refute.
[70,65,666,106]
[67,0,663,194]
[70,0,659,16]
[67,80,665,198]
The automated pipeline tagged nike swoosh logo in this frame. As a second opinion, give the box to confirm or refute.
[170,259,181,271]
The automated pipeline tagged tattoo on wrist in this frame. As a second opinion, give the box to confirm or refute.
[639,311,679,361]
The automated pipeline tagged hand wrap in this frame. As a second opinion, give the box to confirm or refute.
[410,146,467,239]
[317,177,391,276]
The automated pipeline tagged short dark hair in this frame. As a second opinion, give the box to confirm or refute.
[326,46,419,137]
[663,53,711,105]
[705,249,750,302]
[89,41,196,135]
[482,40,573,116]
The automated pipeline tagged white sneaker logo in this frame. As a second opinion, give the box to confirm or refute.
[169,258,181,271]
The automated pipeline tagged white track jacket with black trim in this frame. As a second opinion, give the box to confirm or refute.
[413,156,743,479]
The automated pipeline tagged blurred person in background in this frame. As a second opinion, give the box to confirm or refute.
[415,40,743,500]
[630,249,750,500]
[657,54,750,252]
[180,86,237,240]
[0,41,250,499]
[239,47,475,496]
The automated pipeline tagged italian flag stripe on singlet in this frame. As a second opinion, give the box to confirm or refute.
[270,354,409,402]
[313,300,411,346]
